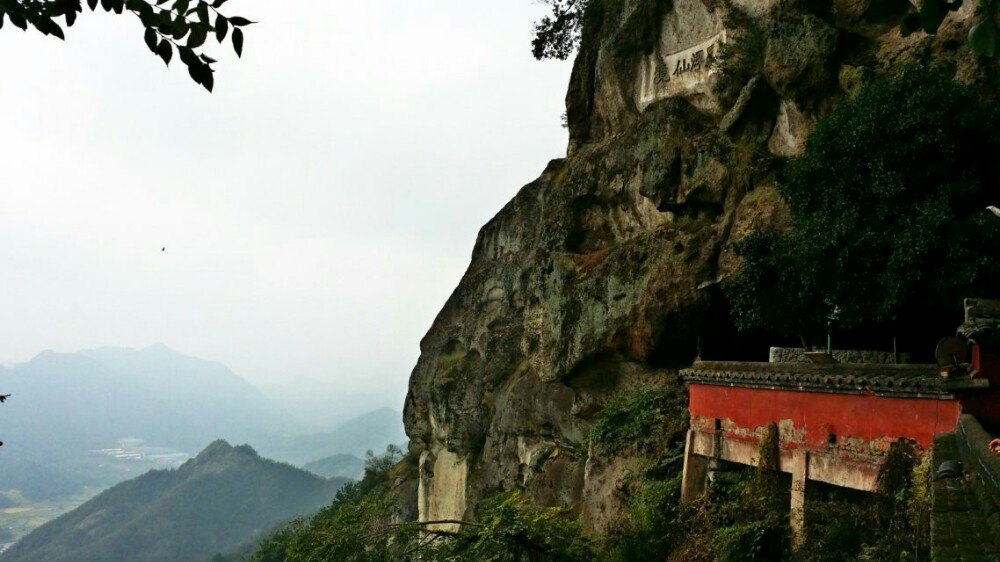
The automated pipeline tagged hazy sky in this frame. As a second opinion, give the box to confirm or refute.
[0,1,572,419]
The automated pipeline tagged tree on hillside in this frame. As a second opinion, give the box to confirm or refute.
[726,67,1000,347]
[532,0,589,60]
[0,0,253,90]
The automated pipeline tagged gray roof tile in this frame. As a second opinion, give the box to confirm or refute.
[680,361,987,398]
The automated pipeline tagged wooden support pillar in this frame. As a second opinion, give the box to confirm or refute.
[680,429,709,504]
[790,449,808,548]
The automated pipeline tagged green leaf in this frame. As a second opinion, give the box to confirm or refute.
[202,68,214,92]
[215,14,227,41]
[970,19,998,57]
[229,16,253,26]
[185,58,213,92]
[196,2,208,23]
[87,0,98,10]
[187,25,206,48]
[173,0,189,15]
[144,26,158,52]
[137,9,156,27]
[186,62,201,83]
[157,39,172,65]
[8,11,27,30]
[211,0,227,6]
[178,45,198,66]
[171,17,187,39]
[232,26,243,56]
[131,0,153,21]
[156,9,172,29]
[0,13,5,30]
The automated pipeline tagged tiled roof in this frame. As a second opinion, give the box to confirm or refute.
[680,361,988,398]
[931,416,1000,561]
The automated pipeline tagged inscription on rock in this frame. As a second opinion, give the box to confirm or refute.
[637,30,727,111]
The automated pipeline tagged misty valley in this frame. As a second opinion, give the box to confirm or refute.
[0,345,406,560]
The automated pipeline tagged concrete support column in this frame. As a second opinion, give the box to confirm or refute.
[790,449,809,548]
[681,429,709,504]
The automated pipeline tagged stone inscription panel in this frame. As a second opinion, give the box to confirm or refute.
[637,30,727,111]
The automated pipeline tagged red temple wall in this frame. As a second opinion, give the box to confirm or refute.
[969,347,1000,428]
[689,385,962,449]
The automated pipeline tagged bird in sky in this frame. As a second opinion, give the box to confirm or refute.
[0,394,11,403]
[161,247,166,252]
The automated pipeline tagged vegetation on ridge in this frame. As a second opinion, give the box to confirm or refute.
[727,66,1000,348]
[247,444,597,561]
[2,441,346,562]
[532,0,589,60]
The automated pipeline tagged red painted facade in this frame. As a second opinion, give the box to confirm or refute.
[689,385,962,449]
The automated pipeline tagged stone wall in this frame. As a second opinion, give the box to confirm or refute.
[768,347,910,364]
[932,415,1000,559]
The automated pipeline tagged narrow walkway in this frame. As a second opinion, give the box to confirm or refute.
[932,416,1000,561]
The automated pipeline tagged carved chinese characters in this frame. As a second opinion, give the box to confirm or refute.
[637,30,727,111]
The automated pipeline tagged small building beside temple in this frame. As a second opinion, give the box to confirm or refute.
[679,299,1000,549]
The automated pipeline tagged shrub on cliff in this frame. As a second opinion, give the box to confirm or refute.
[590,387,689,560]
[532,0,589,60]
[727,66,1000,346]
[249,445,407,562]
[798,442,931,561]
[249,447,596,561]
[531,0,666,61]
[422,491,597,561]
[587,387,688,457]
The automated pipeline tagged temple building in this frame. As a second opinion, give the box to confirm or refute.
[679,299,1000,554]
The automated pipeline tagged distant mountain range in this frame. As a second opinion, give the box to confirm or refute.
[256,407,408,466]
[3,344,297,452]
[303,453,366,480]
[1,440,346,562]
[0,345,301,501]
[0,343,407,549]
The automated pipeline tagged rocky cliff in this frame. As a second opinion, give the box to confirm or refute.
[400,0,993,531]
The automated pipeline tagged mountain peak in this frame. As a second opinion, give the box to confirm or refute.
[200,439,235,455]
[142,342,175,354]
[23,349,106,372]
[193,440,259,465]
[1,438,344,562]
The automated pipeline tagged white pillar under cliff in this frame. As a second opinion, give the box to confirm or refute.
[790,449,809,548]
[417,448,468,532]
[680,429,709,504]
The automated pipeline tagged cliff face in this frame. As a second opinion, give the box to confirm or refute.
[401,0,988,531]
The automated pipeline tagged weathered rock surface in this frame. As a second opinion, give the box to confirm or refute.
[400,0,993,529]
